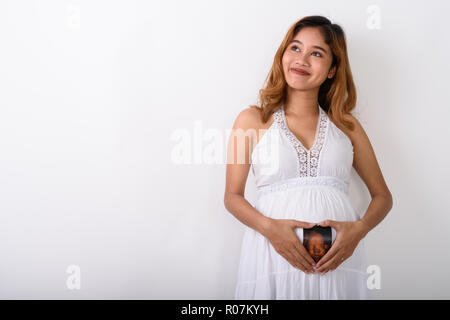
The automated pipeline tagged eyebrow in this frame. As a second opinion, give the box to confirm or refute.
[290,40,328,54]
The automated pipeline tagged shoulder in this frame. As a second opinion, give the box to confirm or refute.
[341,113,392,199]
[232,106,264,131]
[340,113,370,148]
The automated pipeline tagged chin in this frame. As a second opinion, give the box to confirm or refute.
[288,84,310,91]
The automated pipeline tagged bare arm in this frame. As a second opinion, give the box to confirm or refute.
[223,107,272,236]
[345,115,394,238]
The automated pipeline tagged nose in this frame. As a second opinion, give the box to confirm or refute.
[295,51,310,67]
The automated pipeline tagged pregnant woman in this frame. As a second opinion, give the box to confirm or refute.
[224,15,393,299]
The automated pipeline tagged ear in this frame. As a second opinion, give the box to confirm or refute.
[328,65,336,79]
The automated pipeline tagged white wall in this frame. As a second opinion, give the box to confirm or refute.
[0,0,448,299]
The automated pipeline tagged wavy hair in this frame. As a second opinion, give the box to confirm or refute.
[251,15,357,132]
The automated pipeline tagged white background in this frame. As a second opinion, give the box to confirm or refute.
[0,0,449,299]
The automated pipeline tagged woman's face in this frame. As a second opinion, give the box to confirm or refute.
[282,27,336,91]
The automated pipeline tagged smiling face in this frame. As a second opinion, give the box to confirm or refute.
[282,27,336,91]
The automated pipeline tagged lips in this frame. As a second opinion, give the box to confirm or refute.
[291,68,310,76]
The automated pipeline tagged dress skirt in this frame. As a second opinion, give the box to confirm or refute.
[234,182,373,300]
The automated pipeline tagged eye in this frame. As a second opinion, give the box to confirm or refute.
[291,45,301,53]
[291,45,322,57]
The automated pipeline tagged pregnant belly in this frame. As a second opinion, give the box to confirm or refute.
[255,185,360,223]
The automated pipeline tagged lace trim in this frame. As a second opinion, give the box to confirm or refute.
[256,176,349,195]
[274,105,329,177]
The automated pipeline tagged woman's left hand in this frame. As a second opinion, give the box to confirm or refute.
[314,220,367,275]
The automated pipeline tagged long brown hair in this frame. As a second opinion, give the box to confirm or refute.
[251,15,357,132]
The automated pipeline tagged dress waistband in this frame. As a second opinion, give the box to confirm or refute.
[256,176,349,196]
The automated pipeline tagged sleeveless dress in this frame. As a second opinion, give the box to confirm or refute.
[234,103,373,300]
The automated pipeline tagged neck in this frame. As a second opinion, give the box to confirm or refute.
[284,87,319,117]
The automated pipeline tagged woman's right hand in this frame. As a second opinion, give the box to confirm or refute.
[262,218,317,274]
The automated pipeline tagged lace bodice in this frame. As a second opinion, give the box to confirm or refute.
[251,103,354,195]
[275,104,329,177]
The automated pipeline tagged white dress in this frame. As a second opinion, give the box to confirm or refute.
[234,103,373,300]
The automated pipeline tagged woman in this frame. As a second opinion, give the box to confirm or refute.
[224,15,393,299]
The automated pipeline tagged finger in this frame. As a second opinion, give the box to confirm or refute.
[317,254,346,274]
[287,245,312,272]
[279,247,308,272]
[293,241,316,267]
[318,219,338,230]
[295,256,311,273]
[330,254,348,270]
[293,220,315,229]
[315,241,341,269]
[316,258,334,274]
[289,243,313,271]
